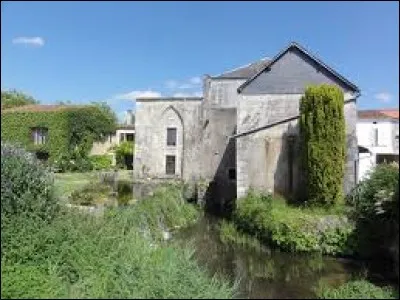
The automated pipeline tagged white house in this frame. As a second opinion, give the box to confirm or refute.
[356,109,399,182]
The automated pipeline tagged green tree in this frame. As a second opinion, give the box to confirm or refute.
[1,90,38,109]
[299,84,346,207]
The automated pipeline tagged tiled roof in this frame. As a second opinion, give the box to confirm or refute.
[358,109,399,120]
[214,58,271,79]
[1,104,88,113]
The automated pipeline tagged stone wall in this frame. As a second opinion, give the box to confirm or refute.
[236,93,358,200]
[134,98,203,180]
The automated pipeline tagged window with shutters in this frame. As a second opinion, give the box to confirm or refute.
[167,128,177,146]
[31,127,48,145]
[165,155,176,175]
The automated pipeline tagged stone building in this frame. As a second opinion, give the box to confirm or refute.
[134,42,360,209]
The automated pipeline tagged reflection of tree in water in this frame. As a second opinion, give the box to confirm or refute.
[171,216,365,299]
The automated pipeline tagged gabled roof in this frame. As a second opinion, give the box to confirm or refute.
[1,104,88,113]
[358,109,399,120]
[237,42,360,94]
[213,57,271,79]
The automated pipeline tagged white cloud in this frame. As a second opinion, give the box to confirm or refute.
[113,90,162,100]
[375,92,392,103]
[173,91,202,97]
[12,36,45,47]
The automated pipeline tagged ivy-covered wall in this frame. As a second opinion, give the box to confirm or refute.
[1,106,116,162]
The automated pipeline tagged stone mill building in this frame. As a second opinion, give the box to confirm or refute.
[134,42,360,209]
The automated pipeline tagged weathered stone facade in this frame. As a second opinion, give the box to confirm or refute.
[133,42,360,208]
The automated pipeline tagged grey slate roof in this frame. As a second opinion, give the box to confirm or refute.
[214,57,271,79]
[237,42,360,93]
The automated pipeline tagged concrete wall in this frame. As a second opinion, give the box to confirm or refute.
[236,93,358,200]
[240,47,353,95]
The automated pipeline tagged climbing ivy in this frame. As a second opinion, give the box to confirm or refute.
[299,84,346,207]
[1,105,116,163]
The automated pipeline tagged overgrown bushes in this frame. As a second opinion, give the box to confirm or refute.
[347,163,399,260]
[112,141,134,169]
[1,142,58,222]
[316,280,398,299]
[89,154,113,170]
[1,143,234,299]
[300,85,346,206]
[1,210,234,299]
[231,191,355,255]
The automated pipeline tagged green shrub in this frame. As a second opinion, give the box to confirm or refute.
[89,154,113,170]
[112,141,134,168]
[54,148,93,172]
[300,84,346,206]
[347,163,399,258]
[233,192,355,255]
[316,280,398,299]
[1,263,67,299]
[1,142,58,221]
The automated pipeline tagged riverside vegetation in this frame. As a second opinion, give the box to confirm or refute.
[1,143,235,299]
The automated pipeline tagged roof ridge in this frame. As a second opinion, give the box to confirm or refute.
[213,56,270,78]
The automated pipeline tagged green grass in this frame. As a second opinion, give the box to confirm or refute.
[54,172,98,199]
[2,184,235,299]
[316,280,398,299]
[1,209,234,299]
[233,191,355,255]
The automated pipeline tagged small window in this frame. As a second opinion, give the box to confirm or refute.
[167,128,177,146]
[120,133,125,142]
[126,133,134,142]
[31,127,48,145]
[166,155,176,175]
[228,168,236,181]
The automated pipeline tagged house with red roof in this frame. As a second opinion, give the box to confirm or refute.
[356,108,399,181]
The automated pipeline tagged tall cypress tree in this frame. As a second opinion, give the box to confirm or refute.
[300,84,346,206]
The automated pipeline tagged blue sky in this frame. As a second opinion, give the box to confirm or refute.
[1,1,399,121]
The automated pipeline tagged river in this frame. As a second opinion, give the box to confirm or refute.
[170,214,397,299]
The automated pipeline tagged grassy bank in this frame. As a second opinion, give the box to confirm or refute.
[53,170,133,198]
[2,185,234,299]
[2,207,233,298]
[315,280,398,299]
[223,191,355,255]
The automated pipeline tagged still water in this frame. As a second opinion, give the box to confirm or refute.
[171,214,396,299]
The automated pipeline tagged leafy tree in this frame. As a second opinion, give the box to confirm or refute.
[299,84,346,207]
[1,90,38,109]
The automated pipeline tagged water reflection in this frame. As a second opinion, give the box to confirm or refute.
[171,215,369,299]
